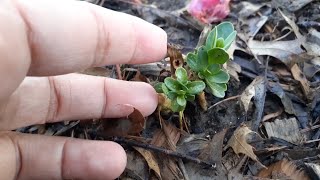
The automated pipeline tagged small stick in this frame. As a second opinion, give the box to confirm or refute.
[208,95,240,110]
[111,136,216,169]
[262,108,283,122]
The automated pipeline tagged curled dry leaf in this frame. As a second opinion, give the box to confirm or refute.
[167,43,184,76]
[257,159,310,180]
[225,124,265,168]
[103,106,145,136]
[240,77,264,113]
[134,147,162,180]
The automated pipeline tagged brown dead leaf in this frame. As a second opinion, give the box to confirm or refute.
[258,159,309,180]
[134,147,162,180]
[167,43,184,76]
[103,106,145,136]
[291,64,312,100]
[240,77,264,113]
[131,70,150,83]
[151,116,183,180]
[226,124,265,168]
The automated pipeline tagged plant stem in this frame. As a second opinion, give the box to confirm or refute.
[179,111,183,130]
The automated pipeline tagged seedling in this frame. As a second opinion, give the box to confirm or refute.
[155,22,236,129]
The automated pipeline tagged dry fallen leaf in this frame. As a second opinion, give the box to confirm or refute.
[258,159,309,180]
[197,91,208,111]
[248,39,305,63]
[240,77,265,113]
[131,70,150,83]
[167,43,184,76]
[103,106,145,136]
[291,64,312,100]
[226,124,265,168]
[134,147,162,180]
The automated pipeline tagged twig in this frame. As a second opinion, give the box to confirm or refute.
[110,136,216,169]
[262,108,283,122]
[208,95,240,110]
[301,124,320,133]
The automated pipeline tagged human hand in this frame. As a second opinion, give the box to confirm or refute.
[0,0,167,179]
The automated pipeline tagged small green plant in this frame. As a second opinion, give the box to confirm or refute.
[156,67,205,112]
[186,22,236,98]
[155,22,236,128]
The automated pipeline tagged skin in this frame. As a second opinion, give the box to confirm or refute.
[0,0,167,179]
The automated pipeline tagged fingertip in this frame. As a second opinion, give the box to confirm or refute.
[131,16,168,64]
[63,140,127,180]
[140,82,159,117]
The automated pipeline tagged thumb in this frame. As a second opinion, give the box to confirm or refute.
[0,132,126,180]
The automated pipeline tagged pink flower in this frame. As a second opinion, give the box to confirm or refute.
[187,0,231,24]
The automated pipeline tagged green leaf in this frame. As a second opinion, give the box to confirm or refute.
[207,64,221,75]
[197,46,209,71]
[205,27,217,50]
[206,80,227,98]
[224,31,236,50]
[176,67,188,84]
[154,82,163,93]
[177,95,187,107]
[164,77,180,91]
[171,98,185,112]
[207,48,229,64]
[216,22,235,40]
[162,83,169,95]
[185,94,195,101]
[186,81,206,94]
[167,91,177,100]
[176,90,186,96]
[216,38,225,48]
[206,70,230,83]
[186,52,200,72]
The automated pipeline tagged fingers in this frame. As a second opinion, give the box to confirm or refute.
[0,0,166,102]
[14,0,167,75]
[0,131,126,180]
[0,73,158,130]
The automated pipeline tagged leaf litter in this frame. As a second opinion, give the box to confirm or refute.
[16,0,320,179]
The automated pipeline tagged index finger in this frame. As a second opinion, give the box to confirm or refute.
[14,0,167,76]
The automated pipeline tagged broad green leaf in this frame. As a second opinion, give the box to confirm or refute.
[171,98,185,112]
[176,67,188,84]
[197,46,209,71]
[186,53,200,72]
[177,95,187,107]
[216,22,235,40]
[164,77,180,91]
[206,70,230,83]
[176,90,186,96]
[216,38,225,48]
[198,72,205,79]
[154,82,163,93]
[206,80,227,98]
[162,83,169,95]
[186,81,206,94]
[186,94,195,101]
[167,91,177,100]
[224,31,236,50]
[207,64,221,75]
[208,48,229,64]
[205,27,217,50]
